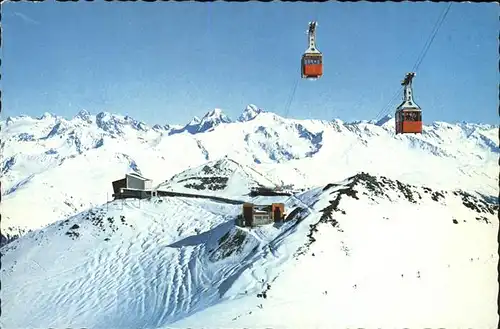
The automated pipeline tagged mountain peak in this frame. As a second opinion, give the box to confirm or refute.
[38,112,55,120]
[158,156,277,197]
[201,108,230,121]
[203,108,224,118]
[172,108,232,135]
[74,109,92,122]
[152,123,172,131]
[96,111,112,120]
[189,116,201,125]
[124,115,149,132]
[197,108,231,132]
[238,104,265,122]
[94,111,125,135]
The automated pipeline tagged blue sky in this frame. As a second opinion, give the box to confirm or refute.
[2,1,498,125]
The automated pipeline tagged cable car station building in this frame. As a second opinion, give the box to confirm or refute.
[236,203,286,227]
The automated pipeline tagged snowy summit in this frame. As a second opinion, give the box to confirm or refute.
[169,109,232,135]
[196,108,232,133]
[238,104,266,122]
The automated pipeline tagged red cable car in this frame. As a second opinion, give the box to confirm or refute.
[301,21,323,80]
[395,72,422,134]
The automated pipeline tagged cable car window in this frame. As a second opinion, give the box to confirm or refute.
[305,58,320,65]
[404,111,421,121]
[304,56,322,65]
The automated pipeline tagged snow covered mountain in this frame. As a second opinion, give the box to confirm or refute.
[169,108,232,135]
[1,105,498,246]
[157,158,279,198]
[238,104,266,122]
[1,172,497,328]
[169,116,202,135]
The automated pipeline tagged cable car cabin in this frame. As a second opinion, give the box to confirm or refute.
[395,109,422,134]
[395,72,422,134]
[301,21,322,80]
[302,54,323,79]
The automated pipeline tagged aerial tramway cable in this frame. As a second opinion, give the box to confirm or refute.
[337,3,453,164]
[282,4,322,118]
[376,2,453,121]
[372,86,405,123]
[412,2,453,72]
[284,3,452,131]
[283,77,300,119]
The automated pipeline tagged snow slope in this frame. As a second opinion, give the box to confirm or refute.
[1,106,498,243]
[0,112,209,243]
[157,158,280,198]
[1,173,497,328]
[174,175,499,328]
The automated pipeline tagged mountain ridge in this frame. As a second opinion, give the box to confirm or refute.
[1,107,498,245]
[5,106,497,131]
